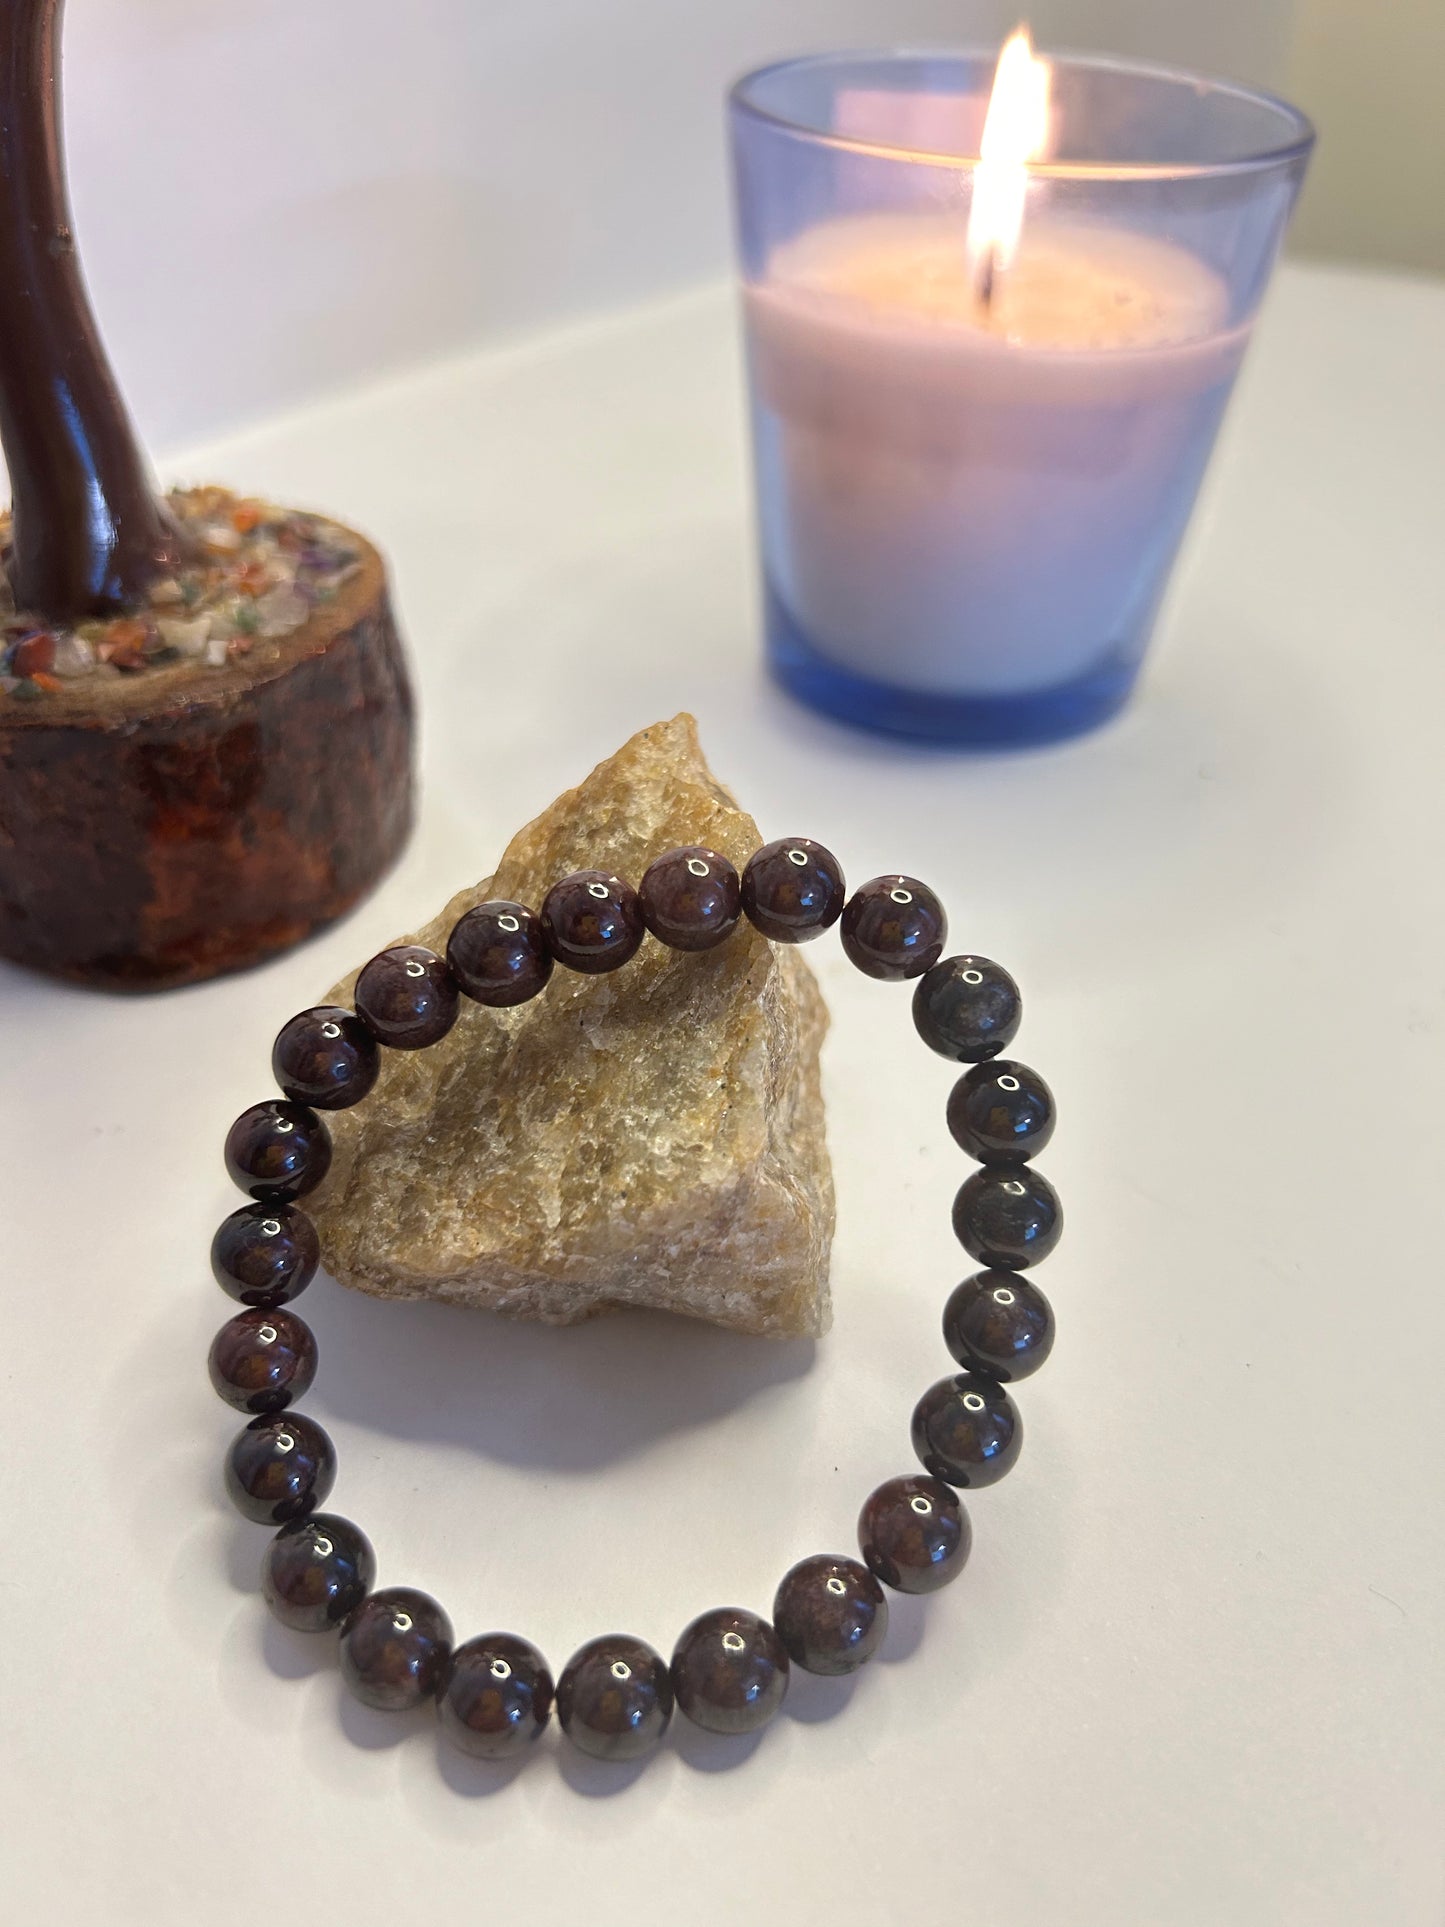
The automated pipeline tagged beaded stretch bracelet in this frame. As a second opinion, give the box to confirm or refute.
[209,838,1061,1763]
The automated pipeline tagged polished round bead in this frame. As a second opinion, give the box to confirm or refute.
[224,1100,332,1201]
[840,875,947,981]
[555,1634,673,1762]
[340,1587,454,1711]
[911,1373,1022,1488]
[858,1474,971,1594]
[208,1306,317,1414]
[271,1004,379,1111]
[439,1633,554,1759]
[540,871,645,973]
[670,1607,790,1735]
[947,1059,1055,1164]
[262,1513,375,1633]
[740,837,846,943]
[953,1166,1062,1269]
[446,900,553,1006]
[210,1202,319,1306]
[912,955,1022,1062]
[355,944,459,1049]
[771,1555,888,1676]
[943,1271,1056,1381]
[639,846,742,952]
[224,1409,336,1524]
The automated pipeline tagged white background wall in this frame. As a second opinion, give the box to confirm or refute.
[57,0,1296,453]
[1285,0,1445,276]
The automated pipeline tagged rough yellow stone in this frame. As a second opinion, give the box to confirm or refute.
[310,715,834,1337]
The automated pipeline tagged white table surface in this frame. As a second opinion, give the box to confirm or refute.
[3,260,1442,1927]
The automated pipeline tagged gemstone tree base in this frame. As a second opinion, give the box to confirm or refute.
[0,520,413,990]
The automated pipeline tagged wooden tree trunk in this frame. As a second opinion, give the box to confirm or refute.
[0,0,183,619]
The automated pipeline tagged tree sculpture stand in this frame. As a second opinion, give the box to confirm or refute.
[0,0,413,989]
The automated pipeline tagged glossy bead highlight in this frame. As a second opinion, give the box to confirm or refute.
[943,1272,1055,1381]
[540,872,645,974]
[671,1607,790,1734]
[224,1100,331,1201]
[355,944,460,1049]
[439,1633,554,1760]
[208,1306,317,1413]
[740,838,846,942]
[556,1634,673,1761]
[263,1513,375,1633]
[947,1059,1055,1163]
[224,1409,336,1524]
[447,900,553,1006]
[840,875,947,981]
[858,1474,971,1594]
[210,1202,319,1306]
[772,1555,888,1675]
[953,1166,1062,1269]
[912,955,1022,1062]
[340,1587,454,1711]
[271,1005,379,1110]
[639,846,742,951]
[911,1373,1022,1488]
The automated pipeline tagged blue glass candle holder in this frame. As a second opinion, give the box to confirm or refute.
[729,51,1314,745]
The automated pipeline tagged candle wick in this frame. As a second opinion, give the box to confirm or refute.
[977,246,997,314]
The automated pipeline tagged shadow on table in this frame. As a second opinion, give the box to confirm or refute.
[304,1271,815,1474]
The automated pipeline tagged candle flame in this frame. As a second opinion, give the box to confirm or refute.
[966,26,1052,303]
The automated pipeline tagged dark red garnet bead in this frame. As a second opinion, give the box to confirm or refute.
[953,1166,1062,1269]
[540,871,645,974]
[840,875,947,981]
[911,1373,1022,1489]
[943,1272,1055,1381]
[208,1306,317,1414]
[639,846,742,951]
[740,838,846,943]
[271,1005,379,1111]
[670,1607,790,1734]
[224,1409,336,1524]
[211,1202,320,1306]
[858,1474,971,1594]
[340,1588,454,1711]
[263,1514,375,1633]
[772,1554,888,1676]
[912,955,1022,1063]
[355,944,460,1049]
[947,1059,1055,1164]
[439,1633,555,1759]
[224,1100,332,1202]
[446,900,553,1006]
[555,1634,673,1761]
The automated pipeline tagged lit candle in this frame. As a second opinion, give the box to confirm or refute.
[731,38,1313,741]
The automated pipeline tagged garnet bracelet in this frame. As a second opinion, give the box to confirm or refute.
[209,838,1061,1763]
